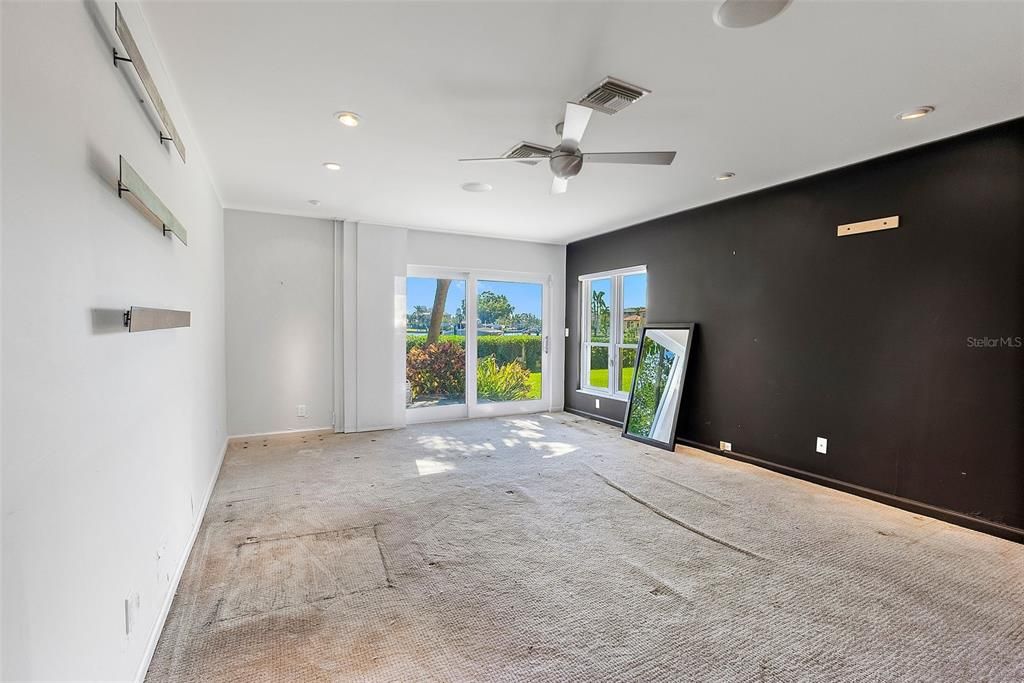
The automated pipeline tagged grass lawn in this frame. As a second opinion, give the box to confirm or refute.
[588,366,634,393]
[528,372,542,399]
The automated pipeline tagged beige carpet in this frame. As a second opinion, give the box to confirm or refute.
[147,413,1024,682]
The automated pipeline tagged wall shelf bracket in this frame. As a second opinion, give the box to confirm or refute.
[123,306,191,333]
[111,4,186,162]
[112,47,133,66]
[117,155,188,245]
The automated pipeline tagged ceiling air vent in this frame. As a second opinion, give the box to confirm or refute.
[503,142,554,165]
[578,76,650,115]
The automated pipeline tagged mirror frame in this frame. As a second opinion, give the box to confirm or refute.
[621,322,697,451]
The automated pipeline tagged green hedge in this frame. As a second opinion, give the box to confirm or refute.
[407,334,542,372]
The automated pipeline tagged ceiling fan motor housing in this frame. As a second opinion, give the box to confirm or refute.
[550,152,583,179]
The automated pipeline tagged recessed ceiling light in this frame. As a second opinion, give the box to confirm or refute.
[896,106,935,121]
[461,182,493,193]
[335,111,360,127]
[308,199,321,206]
[322,162,341,171]
[714,0,791,29]
[715,172,736,181]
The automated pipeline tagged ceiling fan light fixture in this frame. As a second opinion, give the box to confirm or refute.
[322,162,341,171]
[896,106,935,121]
[458,100,677,195]
[335,111,360,127]
[716,172,736,181]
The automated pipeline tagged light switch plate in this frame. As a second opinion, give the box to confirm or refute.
[816,437,828,454]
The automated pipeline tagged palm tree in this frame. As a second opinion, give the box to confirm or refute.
[427,279,451,344]
[591,290,610,341]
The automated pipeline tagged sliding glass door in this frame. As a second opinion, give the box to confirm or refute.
[471,279,547,415]
[406,275,468,423]
[406,269,549,423]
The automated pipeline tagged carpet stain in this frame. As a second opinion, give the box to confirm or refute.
[146,414,1024,682]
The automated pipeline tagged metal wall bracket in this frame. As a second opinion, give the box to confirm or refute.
[112,47,133,66]
[117,156,188,245]
[123,306,191,333]
[112,4,186,163]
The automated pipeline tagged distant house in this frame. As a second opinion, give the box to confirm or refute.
[623,308,646,333]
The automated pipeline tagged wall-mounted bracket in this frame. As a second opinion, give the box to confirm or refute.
[112,47,133,66]
[112,4,186,163]
[837,215,900,237]
[123,306,191,332]
[118,155,188,245]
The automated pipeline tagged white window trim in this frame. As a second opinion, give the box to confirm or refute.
[579,265,646,401]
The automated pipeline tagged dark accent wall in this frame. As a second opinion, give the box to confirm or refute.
[565,119,1023,537]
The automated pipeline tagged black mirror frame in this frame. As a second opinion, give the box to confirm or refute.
[621,322,697,451]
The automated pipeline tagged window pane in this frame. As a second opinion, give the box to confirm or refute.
[588,345,609,389]
[589,278,612,343]
[406,277,466,408]
[621,272,647,344]
[476,280,543,403]
[619,345,637,393]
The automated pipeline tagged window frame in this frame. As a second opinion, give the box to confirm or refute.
[579,265,647,400]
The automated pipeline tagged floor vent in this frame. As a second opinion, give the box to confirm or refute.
[503,142,553,164]
[578,76,650,115]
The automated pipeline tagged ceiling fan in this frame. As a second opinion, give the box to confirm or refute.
[459,102,676,194]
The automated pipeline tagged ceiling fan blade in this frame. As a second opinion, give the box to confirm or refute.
[551,177,568,194]
[559,102,593,152]
[458,155,549,163]
[581,151,677,165]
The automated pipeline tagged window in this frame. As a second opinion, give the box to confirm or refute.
[580,267,647,398]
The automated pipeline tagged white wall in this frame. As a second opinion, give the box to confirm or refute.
[343,222,409,432]
[225,217,566,436]
[224,210,334,436]
[1,2,226,680]
[406,229,567,411]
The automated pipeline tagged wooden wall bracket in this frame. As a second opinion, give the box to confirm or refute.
[837,215,900,237]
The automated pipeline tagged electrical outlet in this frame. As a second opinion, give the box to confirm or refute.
[719,441,732,451]
[595,398,600,409]
[297,404,307,418]
[564,327,570,338]
[816,437,828,454]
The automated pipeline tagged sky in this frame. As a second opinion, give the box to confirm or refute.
[623,273,647,310]
[591,273,647,311]
[407,278,542,318]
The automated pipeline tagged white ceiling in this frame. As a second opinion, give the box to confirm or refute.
[143,0,1024,244]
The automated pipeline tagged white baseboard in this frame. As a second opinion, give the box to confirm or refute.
[133,436,228,683]
[228,426,334,441]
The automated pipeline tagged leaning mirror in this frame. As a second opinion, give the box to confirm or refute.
[622,323,696,450]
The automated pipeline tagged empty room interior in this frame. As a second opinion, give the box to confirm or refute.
[2,0,1024,680]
